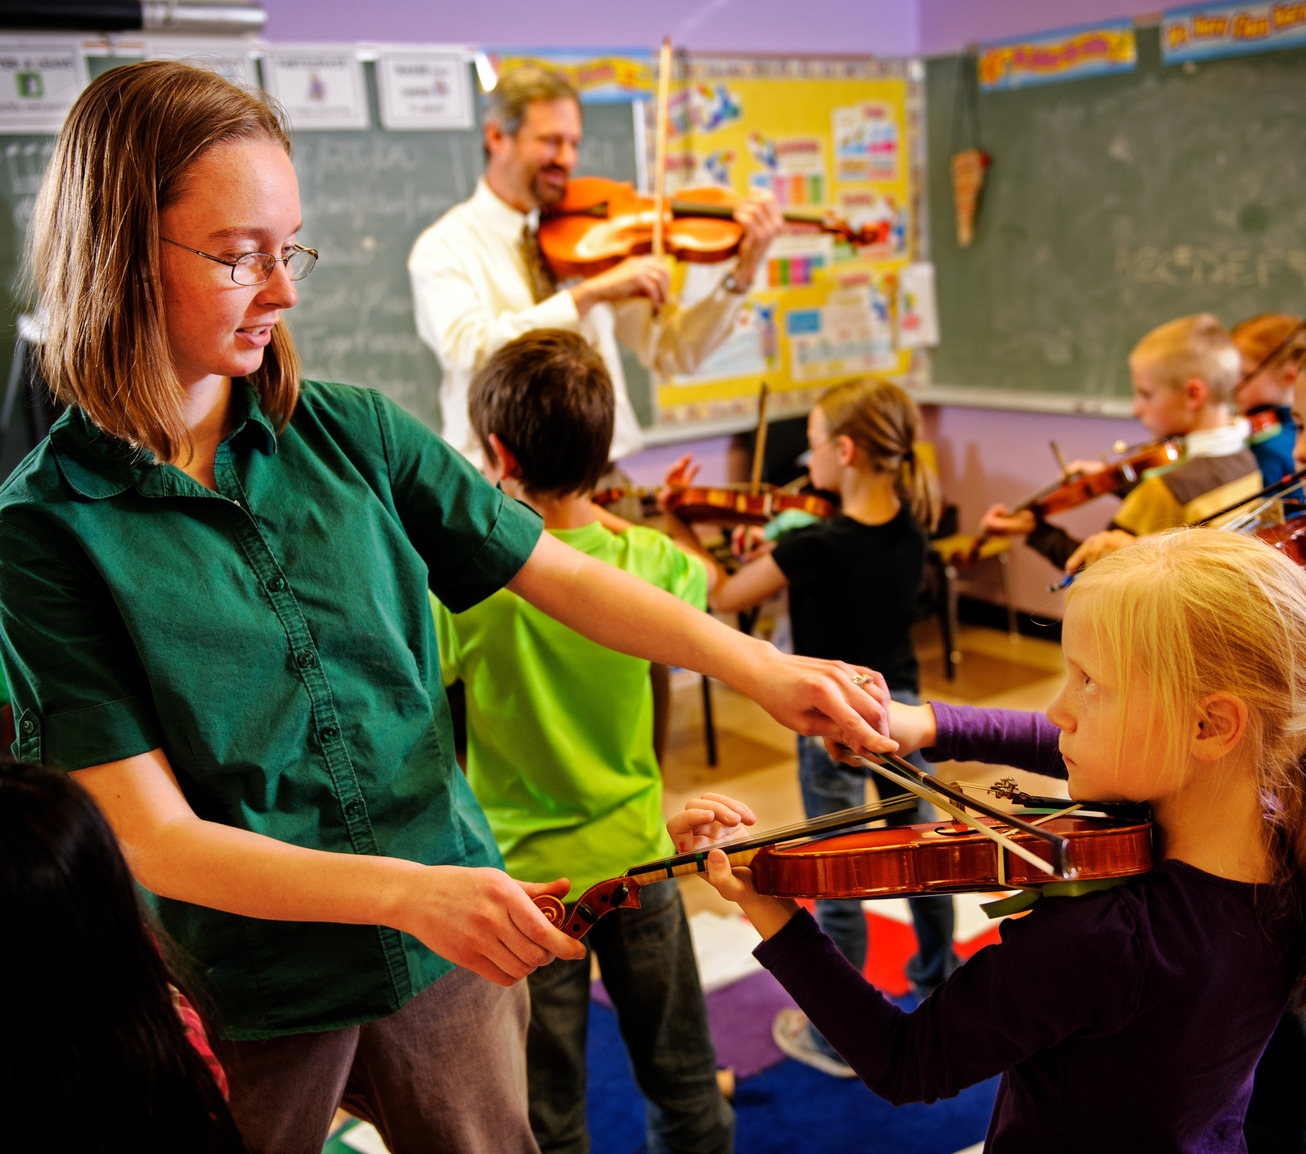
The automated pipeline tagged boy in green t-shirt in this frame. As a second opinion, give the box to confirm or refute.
[433,329,732,1154]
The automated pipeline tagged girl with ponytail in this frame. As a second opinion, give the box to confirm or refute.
[662,377,955,1076]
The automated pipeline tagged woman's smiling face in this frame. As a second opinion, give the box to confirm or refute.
[157,136,302,393]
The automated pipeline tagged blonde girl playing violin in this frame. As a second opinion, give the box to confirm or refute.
[671,529,1306,1153]
[663,378,959,1075]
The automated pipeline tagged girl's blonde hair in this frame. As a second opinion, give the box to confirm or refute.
[1069,530,1306,979]
[27,60,302,464]
[816,377,941,532]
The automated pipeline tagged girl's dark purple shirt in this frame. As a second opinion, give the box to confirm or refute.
[755,704,1301,1153]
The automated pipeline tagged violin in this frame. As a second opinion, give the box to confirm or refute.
[961,437,1184,566]
[1246,408,1283,439]
[535,808,1152,940]
[1194,467,1306,562]
[537,176,887,279]
[590,483,836,527]
[663,483,837,527]
[1014,437,1183,520]
[1255,513,1306,566]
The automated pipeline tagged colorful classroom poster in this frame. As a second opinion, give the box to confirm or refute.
[979,21,1137,91]
[652,56,921,429]
[487,48,653,102]
[260,47,370,130]
[896,262,939,349]
[1161,3,1306,62]
[0,41,86,134]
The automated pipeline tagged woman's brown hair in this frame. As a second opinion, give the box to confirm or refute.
[27,60,301,463]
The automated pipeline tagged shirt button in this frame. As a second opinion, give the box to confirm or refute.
[321,724,340,742]
[345,800,363,816]
[267,577,286,593]
[296,650,316,669]
[20,718,36,736]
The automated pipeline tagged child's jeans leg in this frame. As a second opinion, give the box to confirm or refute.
[797,734,870,970]
[525,949,593,1153]
[526,881,732,1154]
[592,880,734,1154]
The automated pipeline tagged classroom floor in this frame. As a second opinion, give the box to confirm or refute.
[664,614,1069,924]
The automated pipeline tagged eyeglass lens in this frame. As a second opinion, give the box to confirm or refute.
[233,248,317,286]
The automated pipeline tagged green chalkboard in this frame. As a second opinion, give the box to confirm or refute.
[925,25,1306,407]
[0,55,646,468]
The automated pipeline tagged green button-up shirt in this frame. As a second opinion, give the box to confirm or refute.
[0,379,542,1039]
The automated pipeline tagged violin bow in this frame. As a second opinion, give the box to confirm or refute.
[651,37,672,266]
[1196,466,1306,532]
[843,749,1071,878]
[534,794,917,938]
[750,381,770,497]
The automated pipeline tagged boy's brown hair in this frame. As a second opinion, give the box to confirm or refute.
[1129,313,1241,403]
[469,329,613,498]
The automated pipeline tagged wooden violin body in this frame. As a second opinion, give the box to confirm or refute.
[538,176,886,279]
[536,813,1153,940]
[663,485,837,527]
[1023,438,1183,519]
[967,437,1184,566]
[1256,511,1306,567]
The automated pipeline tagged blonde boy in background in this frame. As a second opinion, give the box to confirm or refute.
[982,313,1261,572]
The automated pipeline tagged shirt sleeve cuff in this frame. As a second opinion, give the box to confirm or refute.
[534,289,581,329]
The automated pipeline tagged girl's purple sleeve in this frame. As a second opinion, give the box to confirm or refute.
[922,703,1066,780]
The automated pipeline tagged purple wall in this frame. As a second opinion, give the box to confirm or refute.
[263,1,1170,56]
[262,0,921,56]
[919,1,1168,54]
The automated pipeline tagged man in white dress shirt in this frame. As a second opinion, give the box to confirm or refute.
[408,65,783,464]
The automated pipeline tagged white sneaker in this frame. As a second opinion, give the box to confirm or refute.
[771,1008,857,1078]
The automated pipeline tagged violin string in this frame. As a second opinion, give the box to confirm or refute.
[862,753,1061,876]
[628,794,918,877]
[1199,467,1306,532]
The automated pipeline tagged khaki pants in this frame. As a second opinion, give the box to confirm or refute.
[213,967,536,1154]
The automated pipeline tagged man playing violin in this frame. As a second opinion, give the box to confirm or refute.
[408,64,783,465]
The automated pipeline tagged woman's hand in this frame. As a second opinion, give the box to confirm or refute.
[735,651,898,758]
[395,867,586,986]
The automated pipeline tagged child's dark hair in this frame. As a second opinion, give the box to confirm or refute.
[0,761,248,1152]
[469,329,614,498]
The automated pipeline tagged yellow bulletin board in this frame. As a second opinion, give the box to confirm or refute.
[651,55,924,431]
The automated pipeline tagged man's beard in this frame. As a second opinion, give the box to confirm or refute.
[532,166,569,208]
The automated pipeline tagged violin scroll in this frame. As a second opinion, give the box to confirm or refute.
[531,877,644,941]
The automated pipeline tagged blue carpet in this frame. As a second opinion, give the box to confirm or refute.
[585,995,998,1154]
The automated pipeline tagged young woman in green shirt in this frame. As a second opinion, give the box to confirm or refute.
[0,61,896,1152]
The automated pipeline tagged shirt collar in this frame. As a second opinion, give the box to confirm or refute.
[51,377,278,500]
[1185,420,1251,461]
[471,177,539,238]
